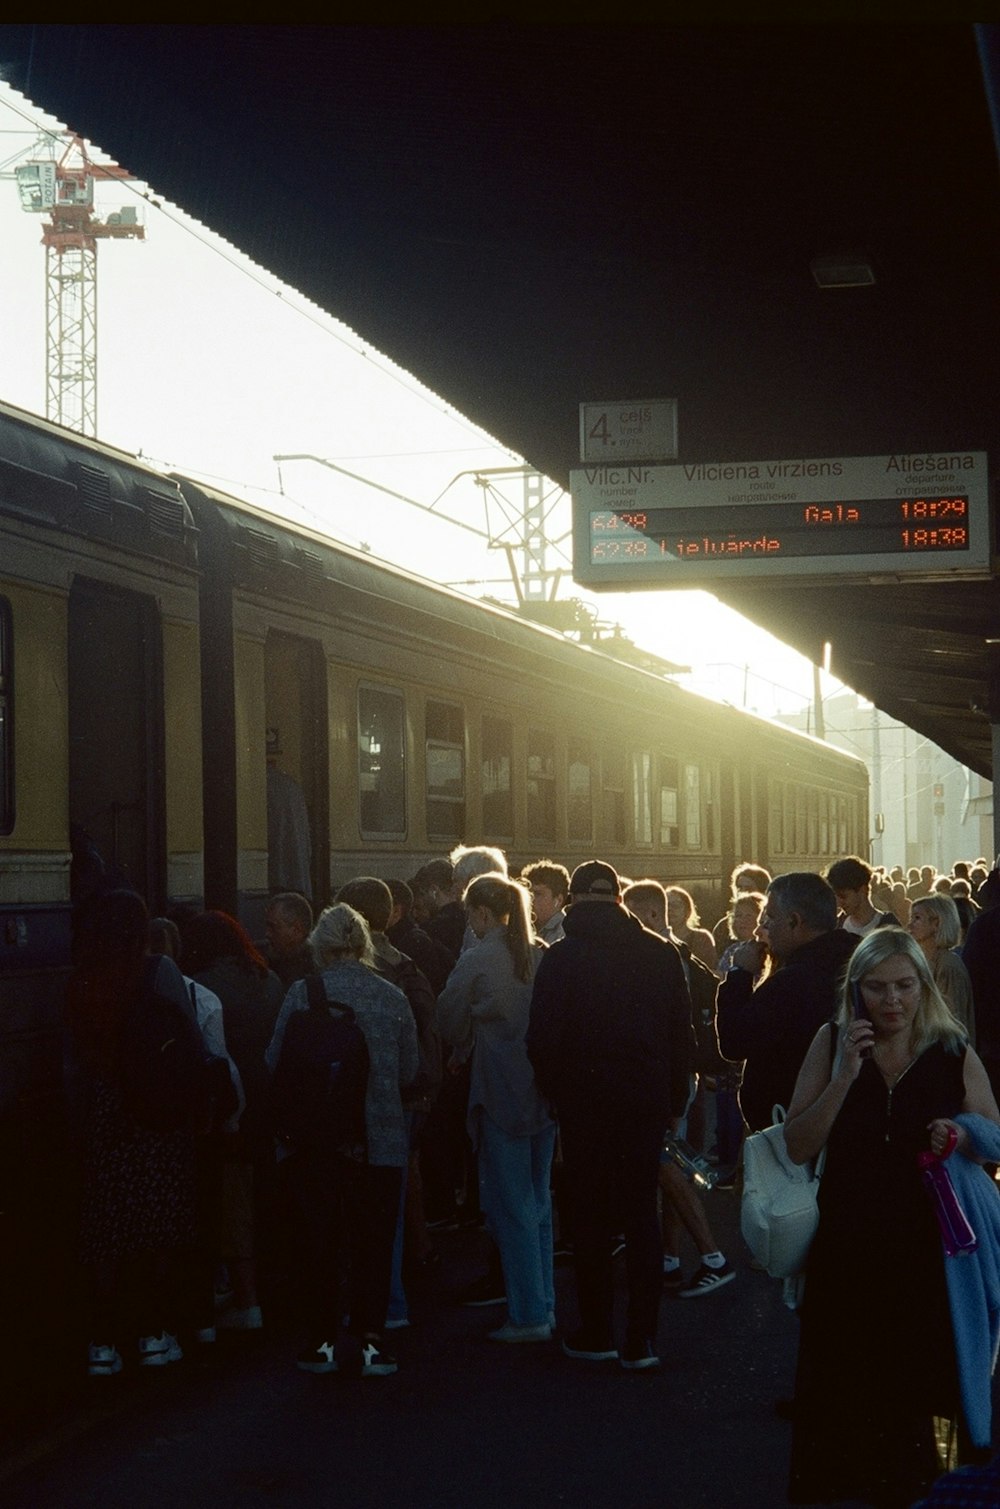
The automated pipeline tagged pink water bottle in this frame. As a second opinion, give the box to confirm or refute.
[918,1128,978,1258]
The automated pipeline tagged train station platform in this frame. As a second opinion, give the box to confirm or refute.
[0,1181,887,1509]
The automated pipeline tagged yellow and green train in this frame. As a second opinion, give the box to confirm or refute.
[0,399,869,1130]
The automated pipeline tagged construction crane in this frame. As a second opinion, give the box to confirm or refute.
[15,133,144,437]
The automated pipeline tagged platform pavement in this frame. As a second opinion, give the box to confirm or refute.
[0,1180,905,1509]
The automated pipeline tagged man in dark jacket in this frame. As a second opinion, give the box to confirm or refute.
[716,871,857,1132]
[527,861,693,1370]
[386,879,455,998]
[261,892,315,989]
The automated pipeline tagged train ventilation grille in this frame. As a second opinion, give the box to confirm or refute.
[71,462,113,520]
[239,526,281,570]
[293,546,324,583]
[143,489,186,537]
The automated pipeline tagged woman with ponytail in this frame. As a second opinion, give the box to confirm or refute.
[436,873,556,1342]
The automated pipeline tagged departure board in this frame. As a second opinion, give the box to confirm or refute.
[572,452,990,589]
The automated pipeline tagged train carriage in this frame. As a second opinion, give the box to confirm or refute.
[0,400,869,1133]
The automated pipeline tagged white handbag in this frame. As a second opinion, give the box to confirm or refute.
[740,1106,825,1279]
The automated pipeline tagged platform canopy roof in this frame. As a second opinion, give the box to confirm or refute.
[5,23,999,774]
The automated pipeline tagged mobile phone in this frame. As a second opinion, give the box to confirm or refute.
[850,981,872,1055]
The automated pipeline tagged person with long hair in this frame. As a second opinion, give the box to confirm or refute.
[784,928,1000,1507]
[666,886,718,974]
[182,910,284,1331]
[908,893,976,1045]
[66,889,198,1376]
[436,873,556,1342]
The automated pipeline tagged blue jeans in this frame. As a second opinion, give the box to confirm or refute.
[476,1114,556,1327]
[386,1113,417,1326]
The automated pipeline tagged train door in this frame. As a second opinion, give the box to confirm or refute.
[264,631,329,906]
[68,578,165,908]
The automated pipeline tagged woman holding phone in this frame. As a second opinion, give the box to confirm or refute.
[783,927,999,1508]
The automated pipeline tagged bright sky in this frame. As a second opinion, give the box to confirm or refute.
[0,82,845,721]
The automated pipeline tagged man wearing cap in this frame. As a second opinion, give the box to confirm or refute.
[526,860,693,1370]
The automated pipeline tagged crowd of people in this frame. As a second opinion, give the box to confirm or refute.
[62,843,1000,1506]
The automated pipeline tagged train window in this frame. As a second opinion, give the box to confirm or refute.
[795,785,807,855]
[807,787,819,855]
[633,750,653,846]
[782,784,794,856]
[769,779,784,854]
[426,700,465,840]
[482,715,513,837]
[527,728,556,844]
[684,763,701,848]
[659,756,678,848]
[567,741,593,843]
[358,685,406,837]
[0,597,12,835]
[704,764,717,851]
[602,750,627,846]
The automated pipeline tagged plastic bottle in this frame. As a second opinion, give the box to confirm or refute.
[917,1145,978,1258]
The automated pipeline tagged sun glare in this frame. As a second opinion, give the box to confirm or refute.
[0,81,830,722]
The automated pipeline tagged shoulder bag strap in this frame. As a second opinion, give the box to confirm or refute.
[305,973,327,1011]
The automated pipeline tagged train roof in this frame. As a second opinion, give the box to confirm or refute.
[0,399,196,569]
[176,470,867,774]
[0,396,864,775]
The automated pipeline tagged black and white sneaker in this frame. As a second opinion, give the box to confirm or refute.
[360,1342,398,1377]
[297,1341,338,1373]
[620,1339,660,1371]
[662,1264,685,1291]
[561,1328,618,1362]
[679,1261,736,1298]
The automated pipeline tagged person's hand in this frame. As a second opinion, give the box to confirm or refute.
[840,1018,874,1081]
[731,940,766,974]
[927,1117,967,1158]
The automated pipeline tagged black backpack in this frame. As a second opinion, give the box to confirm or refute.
[270,975,370,1158]
[377,951,442,1107]
[118,960,208,1135]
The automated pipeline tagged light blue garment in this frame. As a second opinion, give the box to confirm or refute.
[943,1113,1000,1448]
[477,1111,556,1327]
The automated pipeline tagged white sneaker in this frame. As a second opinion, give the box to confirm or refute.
[87,1343,123,1377]
[488,1321,553,1343]
[138,1332,183,1366]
